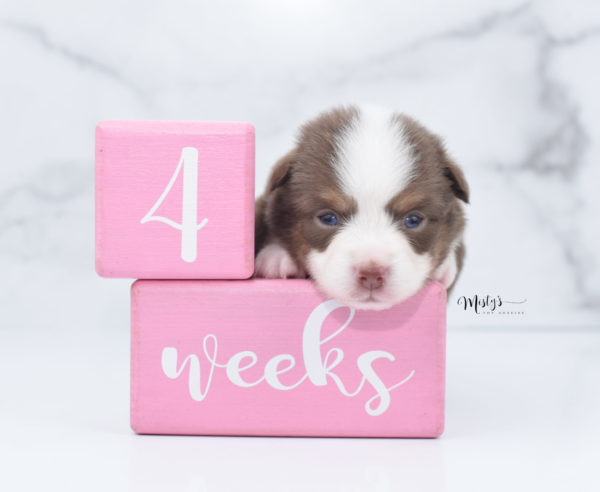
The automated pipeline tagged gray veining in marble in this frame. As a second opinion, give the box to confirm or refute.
[0,0,598,330]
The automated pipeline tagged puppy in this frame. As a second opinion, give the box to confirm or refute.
[255,105,469,310]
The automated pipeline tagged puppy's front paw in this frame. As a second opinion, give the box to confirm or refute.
[255,243,305,279]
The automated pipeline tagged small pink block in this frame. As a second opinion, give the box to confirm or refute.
[131,279,446,437]
[95,121,254,278]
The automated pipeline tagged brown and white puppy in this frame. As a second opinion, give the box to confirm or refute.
[255,104,469,310]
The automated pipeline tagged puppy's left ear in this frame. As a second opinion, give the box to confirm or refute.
[443,158,470,204]
[266,149,296,192]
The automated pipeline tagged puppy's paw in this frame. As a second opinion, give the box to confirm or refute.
[255,243,305,279]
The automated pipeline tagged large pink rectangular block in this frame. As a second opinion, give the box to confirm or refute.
[131,279,446,437]
[95,121,254,278]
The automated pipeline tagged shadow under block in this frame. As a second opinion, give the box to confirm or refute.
[131,279,446,437]
[95,120,255,279]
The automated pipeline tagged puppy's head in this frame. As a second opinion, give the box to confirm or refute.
[264,105,469,310]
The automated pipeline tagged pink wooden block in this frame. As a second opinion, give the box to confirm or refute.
[95,121,254,278]
[131,279,446,437]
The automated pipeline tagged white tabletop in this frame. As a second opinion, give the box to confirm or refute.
[1,325,598,492]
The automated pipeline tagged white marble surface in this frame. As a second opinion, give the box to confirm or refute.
[1,324,599,491]
[1,4,600,490]
[1,0,599,331]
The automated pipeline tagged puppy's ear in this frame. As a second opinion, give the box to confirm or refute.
[256,149,297,254]
[442,158,469,204]
[266,149,296,192]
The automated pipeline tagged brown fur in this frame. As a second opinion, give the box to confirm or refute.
[256,106,359,267]
[388,114,469,282]
[255,105,469,290]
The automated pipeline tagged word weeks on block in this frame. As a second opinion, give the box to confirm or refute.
[95,120,254,279]
[131,279,446,438]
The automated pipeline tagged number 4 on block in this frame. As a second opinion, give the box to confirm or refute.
[95,121,255,279]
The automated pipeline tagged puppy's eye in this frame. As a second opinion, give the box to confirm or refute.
[318,213,339,226]
[403,214,423,229]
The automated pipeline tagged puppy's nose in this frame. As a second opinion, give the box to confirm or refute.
[357,266,387,291]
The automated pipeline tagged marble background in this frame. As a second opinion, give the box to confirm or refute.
[1,0,599,330]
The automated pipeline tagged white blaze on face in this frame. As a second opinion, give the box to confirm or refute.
[306,105,433,310]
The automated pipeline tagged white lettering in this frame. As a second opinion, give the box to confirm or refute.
[226,351,264,387]
[140,147,208,262]
[161,300,416,416]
